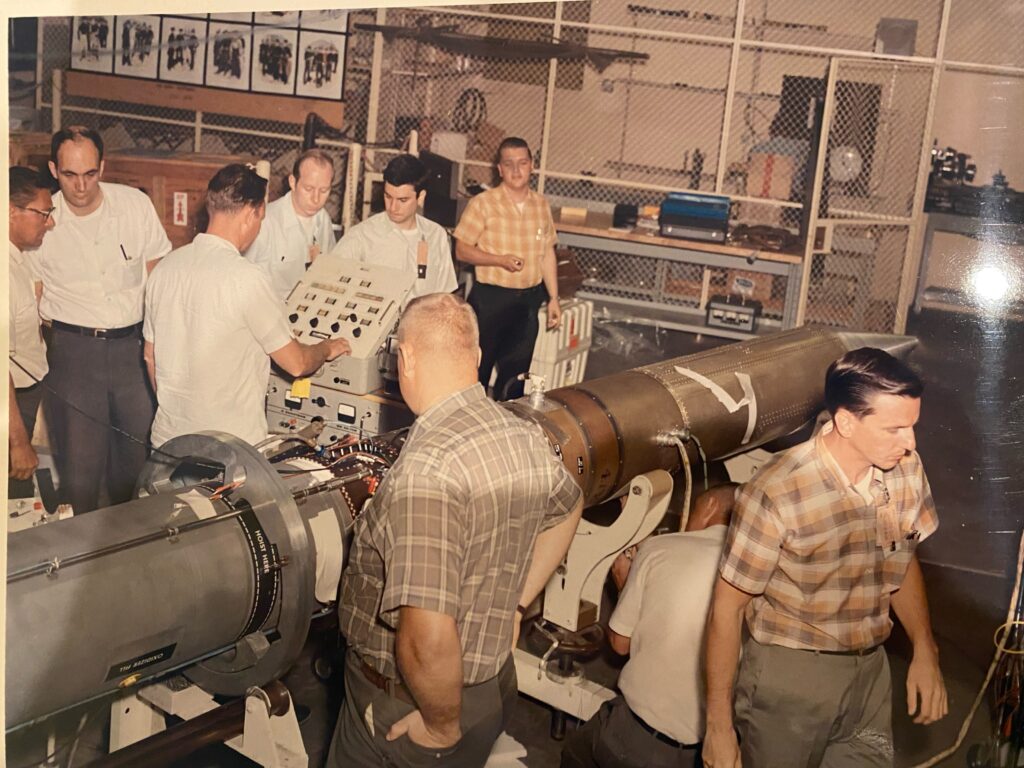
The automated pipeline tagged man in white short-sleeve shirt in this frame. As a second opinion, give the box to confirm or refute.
[328,153,457,307]
[560,484,737,768]
[144,164,351,447]
[244,148,337,301]
[8,166,56,499]
[29,126,172,513]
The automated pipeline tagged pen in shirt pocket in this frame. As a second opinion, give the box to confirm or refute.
[120,244,131,262]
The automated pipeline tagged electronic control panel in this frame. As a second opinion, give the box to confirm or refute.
[285,256,414,395]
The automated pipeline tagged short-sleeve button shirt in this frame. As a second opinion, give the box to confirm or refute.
[719,423,938,651]
[341,383,582,684]
[453,185,556,290]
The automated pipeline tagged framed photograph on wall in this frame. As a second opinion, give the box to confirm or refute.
[299,10,349,34]
[206,21,253,91]
[159,18,206,85]
[251,27,299,96]
[295,31,345,100]
[70,16,115,74]
[254,11,299,27]
[114,15,160,80]
[210,12,252,23]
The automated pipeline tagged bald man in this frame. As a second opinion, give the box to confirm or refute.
[562,484,739,768]
[330,293,583,768]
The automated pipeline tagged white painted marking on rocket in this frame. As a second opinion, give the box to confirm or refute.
[674,366,758,445]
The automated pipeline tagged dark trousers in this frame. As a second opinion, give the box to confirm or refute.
[327,649,517,768]
[9,382,44,499]
[469,282,545,401]
[41,326,155,513]
[561,697,701,768]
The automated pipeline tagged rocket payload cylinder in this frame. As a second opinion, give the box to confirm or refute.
[5,327,914,732]
[513,326,916,506]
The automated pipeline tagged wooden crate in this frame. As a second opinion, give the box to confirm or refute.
[9,132,53,171]
[102,150,254,249]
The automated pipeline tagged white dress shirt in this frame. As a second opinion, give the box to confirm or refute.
[328,211,457,306]
[144,233,294,447]
[244,191,337,301]
[29,182,171,329]
[9,243,48,388]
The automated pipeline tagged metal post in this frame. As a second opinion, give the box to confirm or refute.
[537,2,564,196]
[194,110,203,153]
[341,142,363,231]
[715,0,747,194]
[795,58,841,327]
[52,68,62,131]
[364,7,388,172]
[894,0,952,333]
[35,18,46,112]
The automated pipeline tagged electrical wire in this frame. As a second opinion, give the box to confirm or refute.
[9,356,226,475]
[908,526,1024,768]
[10,704,99,768]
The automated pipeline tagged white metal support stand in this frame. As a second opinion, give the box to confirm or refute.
[110,681,306,768]
[515,469,673,721]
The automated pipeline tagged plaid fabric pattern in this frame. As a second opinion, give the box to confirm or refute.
[720,426,938,651]
[453,185,556,290]
[340,383,582,684]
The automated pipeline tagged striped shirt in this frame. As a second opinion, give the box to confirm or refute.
[719,423,938,651]
[453,185,556,289]
[340,383,582,683]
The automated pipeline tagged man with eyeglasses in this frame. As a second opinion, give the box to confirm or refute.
[28,125,171,513]
[8,166,55,499]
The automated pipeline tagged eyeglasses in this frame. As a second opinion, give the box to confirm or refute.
[15,206,56,222]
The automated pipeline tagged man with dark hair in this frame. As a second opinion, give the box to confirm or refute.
[8,167,55,498]
[328,153,457,305]
[562,484,738,768]
[29,125,171,513]
[454,137,561,400]
[144,164,351,446]
[329,293,583,767]
[245,148,337,300]
[703,347,947,768]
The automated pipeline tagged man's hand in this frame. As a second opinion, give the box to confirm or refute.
[386,708,461,749]
[498,254,524,273]
[906,646,947,724]
[610,546,636,591]
[546,298,562,330]
[326,337,352,360]
[9,438,39,481]
[702,723,742,768]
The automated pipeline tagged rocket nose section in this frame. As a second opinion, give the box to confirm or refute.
[835,331,918,360]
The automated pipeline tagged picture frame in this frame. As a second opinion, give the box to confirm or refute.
[205,21,253,92]
[158,17,207,85]
[113,15,160,80]
[251,26,299,96]
[70,15,115,74]
[295,30,346,100]
[299,10,349,34]
[254,11,300,27]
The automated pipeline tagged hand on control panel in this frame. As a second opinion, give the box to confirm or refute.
[325,337,352,360]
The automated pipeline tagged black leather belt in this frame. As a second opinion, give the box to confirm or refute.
[46,320,143,340]
[629,707,692,749]
[359,658,416,705]
[811,644,881,657]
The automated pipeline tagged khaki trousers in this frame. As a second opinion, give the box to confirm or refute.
[734,639,893,768]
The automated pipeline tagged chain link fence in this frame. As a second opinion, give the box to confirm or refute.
[30,1,1023,335]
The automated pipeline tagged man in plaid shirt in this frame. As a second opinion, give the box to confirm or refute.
[703,348,947,768]
[328,293,583,767]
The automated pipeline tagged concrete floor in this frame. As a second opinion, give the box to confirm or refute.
[8,305,1019,767]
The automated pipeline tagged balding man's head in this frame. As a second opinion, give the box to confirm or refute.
[396,293,482,414]
[685,482,738,532]
[398,293,479,367]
